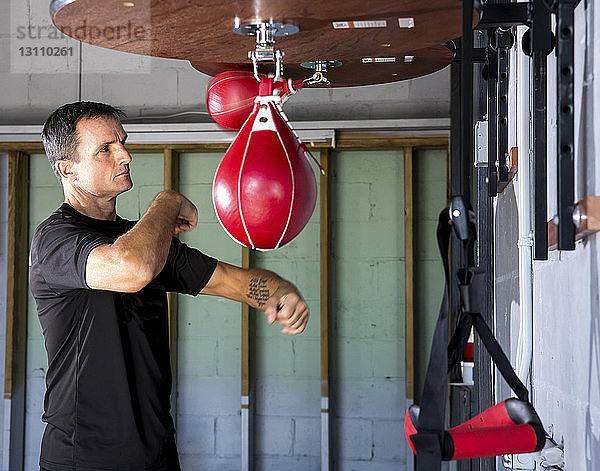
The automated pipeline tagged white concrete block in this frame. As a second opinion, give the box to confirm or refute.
[215,415,240,458]
[177,295,241,339]
[177,377,239,417]
[178,337,217,377]
[255,455,320,471]
[176,415,215,455]
[27,73,80,110]
[332,298,405,340]
[254,336,294,377]
[254,377,320,417]
[335,340,373,378]
[333,379,404,419]
[215,336,241,378]
[0,70,29,109]
[255,415,293,456]
[293,416,320,457]
[372,341,405,380]
[336,459,407,471]
[100,68,178,109]
[333,417,372,461]
[291,338,320,378]
[178,454,238,471]
[81,43,153,76]
[373,419,406,461]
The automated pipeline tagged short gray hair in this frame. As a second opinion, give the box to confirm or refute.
[41,101,125,178]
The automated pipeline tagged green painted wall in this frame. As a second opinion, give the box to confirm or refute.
[176,152,243,466]
[329,149,407,466]
[413,149,448,401]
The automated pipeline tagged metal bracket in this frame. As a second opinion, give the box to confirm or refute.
[474,120,488,167]
[233,21,299,82]
[300,60,342,86]
[502,452,539,470]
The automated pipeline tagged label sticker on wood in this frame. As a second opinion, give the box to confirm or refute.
[333,20,387,29]
[361,57,396,63]
[404,55,415,63]
[398,17,415,28]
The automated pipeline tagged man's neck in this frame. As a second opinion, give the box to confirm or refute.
[64,190,118,221]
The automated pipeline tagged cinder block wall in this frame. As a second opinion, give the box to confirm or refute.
[329,149,407,470]
[413,149,447,401]
[177,152,244,471]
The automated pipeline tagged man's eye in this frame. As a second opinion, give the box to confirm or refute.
[100,146,109,152]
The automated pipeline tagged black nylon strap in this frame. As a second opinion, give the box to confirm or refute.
[414,209,451,471]
[470,313,529,402]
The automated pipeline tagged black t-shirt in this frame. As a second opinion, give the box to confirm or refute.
[29,203,217,471]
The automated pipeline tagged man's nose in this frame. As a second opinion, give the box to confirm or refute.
[115,144,132,165]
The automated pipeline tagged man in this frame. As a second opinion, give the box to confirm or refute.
[30,101,309,471]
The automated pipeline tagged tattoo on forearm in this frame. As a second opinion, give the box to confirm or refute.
[246,277,270,307]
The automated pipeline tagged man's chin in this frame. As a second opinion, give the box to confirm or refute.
[117,179,133,195]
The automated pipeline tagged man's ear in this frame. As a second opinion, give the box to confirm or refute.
[55,160,75,180]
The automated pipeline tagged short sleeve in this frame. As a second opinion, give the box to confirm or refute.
[159,237,218,295]
[32,219,112,292]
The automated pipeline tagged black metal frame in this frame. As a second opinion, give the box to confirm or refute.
[447,0,578,467]
[555,0,577,250]
[529,0,553,259]
[495,28,513,183]
[486,36,499,197]
[460,0,577,258]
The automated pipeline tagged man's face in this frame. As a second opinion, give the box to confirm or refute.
[69,116,133,198]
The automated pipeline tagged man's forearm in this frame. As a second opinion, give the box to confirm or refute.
[200,262,309,334]
[241,267,308,334]
[201,263,292,311]
[243,268,293,311]
[112,191,181,279]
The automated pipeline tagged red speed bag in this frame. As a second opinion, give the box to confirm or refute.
[212,95,317,249]
[207,70,299,129]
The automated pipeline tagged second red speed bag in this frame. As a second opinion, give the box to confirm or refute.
[212,95,317,249]
[207,70,298,129]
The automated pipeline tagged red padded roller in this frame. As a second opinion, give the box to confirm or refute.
[404,399,545,461]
